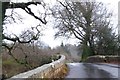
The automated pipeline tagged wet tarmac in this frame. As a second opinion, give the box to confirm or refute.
[66,63,119,80]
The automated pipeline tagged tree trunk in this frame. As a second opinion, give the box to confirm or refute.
[81,30,95,61]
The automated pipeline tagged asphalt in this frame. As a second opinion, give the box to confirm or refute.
[66,63,119,79]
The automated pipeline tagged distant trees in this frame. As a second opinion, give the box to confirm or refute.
[51,1,118,60]
[56,42,81,62]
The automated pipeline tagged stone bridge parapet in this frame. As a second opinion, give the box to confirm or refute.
[8,55,66,79]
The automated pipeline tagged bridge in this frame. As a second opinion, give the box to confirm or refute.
[8,55,119,79]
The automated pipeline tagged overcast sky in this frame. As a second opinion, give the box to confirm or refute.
[4,0,120,48]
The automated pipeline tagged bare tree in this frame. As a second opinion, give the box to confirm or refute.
[1,1,48,65]
[51,1,116,60]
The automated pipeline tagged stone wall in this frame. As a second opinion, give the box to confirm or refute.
[8,55,66,79]
[85,55,120,63]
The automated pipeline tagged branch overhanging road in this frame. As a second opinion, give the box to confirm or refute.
[66,63,120,79]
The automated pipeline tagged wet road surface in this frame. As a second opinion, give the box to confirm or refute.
[66,63,119,79]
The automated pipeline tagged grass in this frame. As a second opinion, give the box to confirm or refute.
[53,64,69,78]
[39,64,69,80]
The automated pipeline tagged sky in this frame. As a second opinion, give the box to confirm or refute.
[4,0,120,48]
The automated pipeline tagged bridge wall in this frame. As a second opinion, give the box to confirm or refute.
[9,55,65,79]
[85,55,120,63]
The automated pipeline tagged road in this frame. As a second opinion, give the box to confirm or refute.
[66,63,119,79]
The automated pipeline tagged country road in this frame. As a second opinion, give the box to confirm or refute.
[66,63,120,79]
